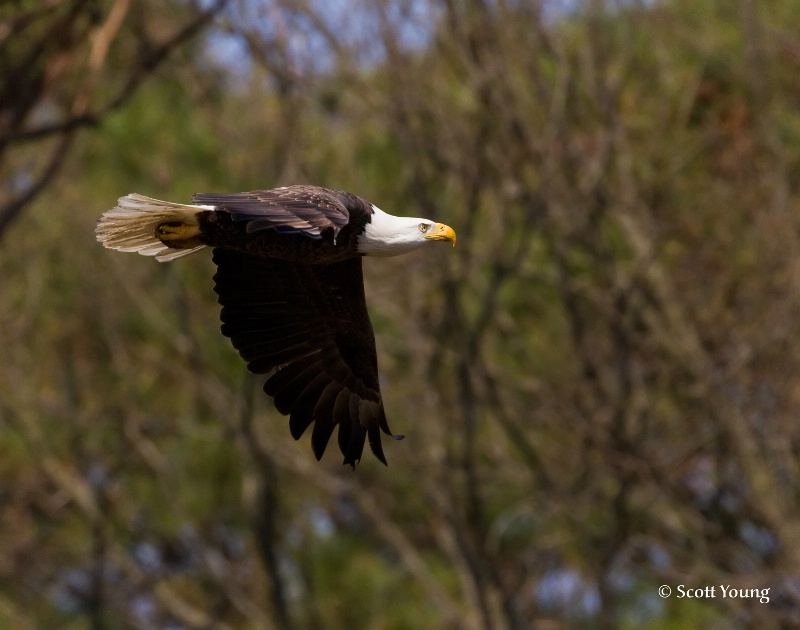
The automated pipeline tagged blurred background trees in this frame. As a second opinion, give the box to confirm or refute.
[3,0,800,628]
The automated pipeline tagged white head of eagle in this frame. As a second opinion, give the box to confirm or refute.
[95,185,456,469]
[358,204,457,256]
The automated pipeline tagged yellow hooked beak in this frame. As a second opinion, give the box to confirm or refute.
[424,223,457,246]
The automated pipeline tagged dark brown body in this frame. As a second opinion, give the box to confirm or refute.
[197,210,362,264]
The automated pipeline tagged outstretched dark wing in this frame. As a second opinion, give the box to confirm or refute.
[212,248,399,467]
[193,186,355,240]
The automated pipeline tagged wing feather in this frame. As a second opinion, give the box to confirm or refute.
[338,393,366,465]
[212,248,397,467]
[194,186,357,240]
[272,362,325,414]
[263,354,322,399]
[309,383,342,458]
[288,373,332,440]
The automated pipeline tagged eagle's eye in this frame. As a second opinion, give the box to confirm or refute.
[418,223,429,233]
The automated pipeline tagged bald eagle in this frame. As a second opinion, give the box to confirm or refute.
[96,185,456,467]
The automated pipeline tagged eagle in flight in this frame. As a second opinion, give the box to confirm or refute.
[96,185,456,468]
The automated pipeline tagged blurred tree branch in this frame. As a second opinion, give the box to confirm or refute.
[0,0,228,240]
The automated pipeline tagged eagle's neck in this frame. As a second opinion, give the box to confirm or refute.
[356,205,426,257]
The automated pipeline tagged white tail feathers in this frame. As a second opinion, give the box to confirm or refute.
[96,194,212,262]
